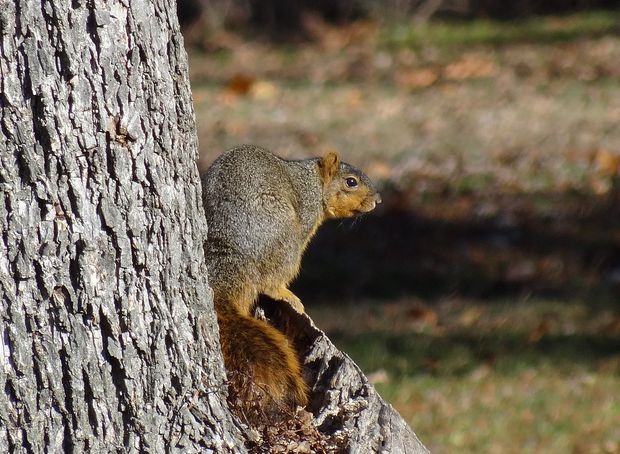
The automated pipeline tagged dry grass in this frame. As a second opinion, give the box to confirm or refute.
[190,13,620,453]
[309,298,620,454]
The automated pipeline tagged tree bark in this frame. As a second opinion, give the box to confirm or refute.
[1,1,429,452]
[262,300,430,454]
[0,0,244,451]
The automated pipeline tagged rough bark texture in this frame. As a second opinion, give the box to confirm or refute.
[1,0,429,452]
[262,299,430,454]
[0,0,244,451]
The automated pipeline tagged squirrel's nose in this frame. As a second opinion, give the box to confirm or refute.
[374,193,382,204]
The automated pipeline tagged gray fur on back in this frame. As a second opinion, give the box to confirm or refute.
[201,145,324,292]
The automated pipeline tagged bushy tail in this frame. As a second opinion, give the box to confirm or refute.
[216,302,308,409]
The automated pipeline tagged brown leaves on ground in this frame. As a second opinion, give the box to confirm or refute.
[394,68,439,89]
[246,407,338,454]
[190,18,620,86]
[527,319,552,344]
[443,54,498,80]
[310,299,620,454]
[226,371,344,453]
[405,303,439,332]
[192,17,620,302]
[302,15,378,52]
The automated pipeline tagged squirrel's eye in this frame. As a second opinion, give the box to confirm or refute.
[345,177,358,188]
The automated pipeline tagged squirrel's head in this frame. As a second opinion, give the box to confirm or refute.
[318,151,382,219]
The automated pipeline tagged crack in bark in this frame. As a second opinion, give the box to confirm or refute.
[82,369,99,436]
[58,345,76,451]
[85,2,101,60]
[99,305,132,448]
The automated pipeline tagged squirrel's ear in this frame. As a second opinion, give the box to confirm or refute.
[319,151,340,182]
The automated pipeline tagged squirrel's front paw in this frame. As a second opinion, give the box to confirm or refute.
[286,294,305,314]
[267,287,305,313]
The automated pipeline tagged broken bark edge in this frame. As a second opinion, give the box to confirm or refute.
[258,298,430,454]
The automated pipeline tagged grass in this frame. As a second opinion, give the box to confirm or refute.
[309,299,620,453]
[383,10,620,50]
[190,10,620,452]
[383,372,620,453]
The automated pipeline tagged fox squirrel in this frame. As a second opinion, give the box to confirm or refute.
[201,145,380,410]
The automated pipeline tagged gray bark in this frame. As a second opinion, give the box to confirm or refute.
[263,301,430,454]
[307,337,429,453]
[1,0,429,452]
[0,0,244,451]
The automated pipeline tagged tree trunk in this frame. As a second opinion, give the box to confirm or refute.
[262,300,430,454]
[0,0,243,451]
[1,1,429,452]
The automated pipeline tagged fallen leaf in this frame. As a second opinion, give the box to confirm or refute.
[226,73,255,95]
[459,307,484,327]
[395,68,439,89]
[407,303,438,328]
[605,317,620,335]
[590,175,613,195]
[528,319,551,344]
[444,54,498,80]
[594,148,620,176]
[250,80,279,100]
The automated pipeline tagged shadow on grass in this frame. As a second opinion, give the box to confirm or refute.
[329,329,620,378]
[293,186,620,305]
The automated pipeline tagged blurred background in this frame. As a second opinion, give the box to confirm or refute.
[181,2,620,452]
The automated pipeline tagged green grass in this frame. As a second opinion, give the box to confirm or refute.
[330,320,620,378]
[309,299,620,453]
[190,12,620,451]
[378,372,620,453]
[383,10,620,50]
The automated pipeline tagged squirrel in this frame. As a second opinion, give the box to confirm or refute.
[201,144,381,410]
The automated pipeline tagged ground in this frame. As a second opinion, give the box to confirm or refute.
[190,12,620,453]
